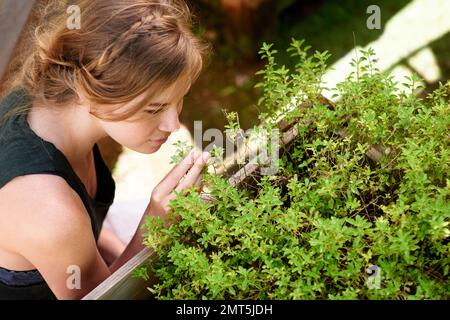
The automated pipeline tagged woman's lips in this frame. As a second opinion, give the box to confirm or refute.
[149,137,168,144]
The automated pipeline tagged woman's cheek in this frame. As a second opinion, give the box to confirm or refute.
[101,122,138,146]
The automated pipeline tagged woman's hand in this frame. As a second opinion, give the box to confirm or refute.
[144,149,210,225]
[108,149,210,272]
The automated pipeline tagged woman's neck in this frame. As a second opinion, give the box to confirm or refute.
[27,100,107,170]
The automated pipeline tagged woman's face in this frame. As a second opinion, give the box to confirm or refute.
[98,79,190,154]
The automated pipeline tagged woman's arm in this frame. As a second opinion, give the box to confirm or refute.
[97,228,126,266]
[3,174,112,299]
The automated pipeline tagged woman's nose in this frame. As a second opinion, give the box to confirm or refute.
[158,106,180,133]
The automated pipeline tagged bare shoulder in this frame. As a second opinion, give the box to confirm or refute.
[0,174,90,240]
[0,174,111,299]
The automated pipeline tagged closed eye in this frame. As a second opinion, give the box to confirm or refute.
[145,102,168,115]
[145,109,161,115]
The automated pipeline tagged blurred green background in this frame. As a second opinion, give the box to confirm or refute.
[181,0,450,134]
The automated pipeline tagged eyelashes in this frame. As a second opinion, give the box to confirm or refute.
[145,109,161,115]
[144,106,165,115]
[144,99,184,115]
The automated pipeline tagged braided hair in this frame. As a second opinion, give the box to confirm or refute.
[4,0,209,122]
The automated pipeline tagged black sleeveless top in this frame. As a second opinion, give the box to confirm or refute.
[0,87,116,300]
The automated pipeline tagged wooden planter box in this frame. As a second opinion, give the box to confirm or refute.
[82,97,384,300]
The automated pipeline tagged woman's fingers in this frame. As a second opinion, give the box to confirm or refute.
[155,149,201,195]
[174,152,209,193]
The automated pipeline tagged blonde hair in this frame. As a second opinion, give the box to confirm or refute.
[2,0,209,122]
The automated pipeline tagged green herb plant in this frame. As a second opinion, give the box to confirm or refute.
[135,39,449,300]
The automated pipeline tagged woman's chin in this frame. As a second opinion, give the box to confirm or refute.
[121,139,167,154]
[148,144,163,153]
[139,141,166,154]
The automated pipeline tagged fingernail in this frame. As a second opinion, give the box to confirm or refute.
[186,150,197,164]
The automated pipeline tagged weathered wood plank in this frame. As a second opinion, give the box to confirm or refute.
[82,247,156,300]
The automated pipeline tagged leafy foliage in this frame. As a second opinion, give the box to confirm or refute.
[136,40,450,300]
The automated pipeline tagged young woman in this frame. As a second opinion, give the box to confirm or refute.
[0,0,209,300]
